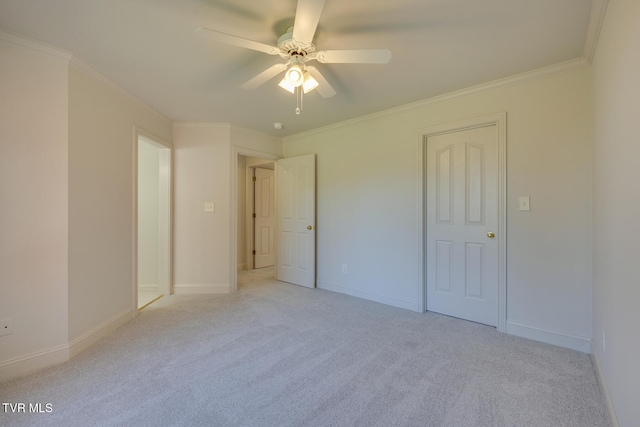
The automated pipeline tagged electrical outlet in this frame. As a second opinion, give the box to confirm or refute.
[204,202,215,213]
[0,318,13,337]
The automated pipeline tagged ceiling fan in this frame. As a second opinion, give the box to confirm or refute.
[196,0,392,114]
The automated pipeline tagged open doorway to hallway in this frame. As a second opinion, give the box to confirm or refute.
[136,132,172,311]
[237,155,276,289]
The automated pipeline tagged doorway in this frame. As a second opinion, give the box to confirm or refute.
[232,151,317,292]
[420,113,506,332]
[136,131,172,311]
[237,155,277,285]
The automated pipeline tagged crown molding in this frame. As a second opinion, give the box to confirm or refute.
[173,122,232,129]
[0,29,71,61]
[583,0,609,64]
[0,30,171,126]
[285,57,589,142]
[69,55,172,125]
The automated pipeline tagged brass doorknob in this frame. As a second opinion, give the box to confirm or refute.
[487,232,495,238]
[307,225,313,230]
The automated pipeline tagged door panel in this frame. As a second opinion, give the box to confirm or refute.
[436,145,454,224]
[465,242,484,298]
[426,125,498,326]
[276,154,316,288]
[435,240,454,293]
[466,143,485,225]
[254,168,275,268]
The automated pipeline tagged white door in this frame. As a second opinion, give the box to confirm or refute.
[426,125,498,326]
[253,167,275,268]
[276,154,316,288]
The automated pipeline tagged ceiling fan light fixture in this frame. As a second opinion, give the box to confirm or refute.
[284,64,304,87]
[302,72,318,94]
[279,70,318,95]
[278,77,296,93]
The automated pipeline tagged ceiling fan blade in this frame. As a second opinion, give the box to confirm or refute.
[195,27,280,55]
[315,49,392,64]
[292,0,326,44]
[306,66,336,98]
[241,63,288,90]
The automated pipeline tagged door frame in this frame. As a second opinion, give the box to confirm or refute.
[230,147,281,292]
[418,113,507,332]
[132,126,173,317]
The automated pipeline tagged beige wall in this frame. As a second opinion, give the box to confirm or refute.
[68,63,172,345]
[0,38,70,375]
[591,1,640,425]
[173,124,281,293]
[284,65,593,352]
[0,33,172,379]
[173,124,232,293]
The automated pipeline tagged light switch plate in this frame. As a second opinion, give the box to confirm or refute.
[518,196,531,211]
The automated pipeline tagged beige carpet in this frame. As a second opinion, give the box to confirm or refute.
[1,270,610,426]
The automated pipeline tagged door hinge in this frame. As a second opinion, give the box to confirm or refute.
[252,213,256,218]
[252,176,257,181]
[252,250,256,255]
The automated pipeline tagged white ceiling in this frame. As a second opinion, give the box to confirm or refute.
[0,0,594,136]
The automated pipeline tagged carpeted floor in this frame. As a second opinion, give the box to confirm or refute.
[0,270,611,426]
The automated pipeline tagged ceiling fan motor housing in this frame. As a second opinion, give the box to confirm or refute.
[277,26,316,60]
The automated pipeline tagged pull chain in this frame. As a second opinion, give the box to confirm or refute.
[295,86,303,115]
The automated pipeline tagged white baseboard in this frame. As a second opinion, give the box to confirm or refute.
[0,308,134,382]
[590,343,620,427]
[0,344,69,382]
[505,321,591,353]
[138,284,159,294]
[68,308,134,358]
[316,280,420,312]
[173,283,230,294]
